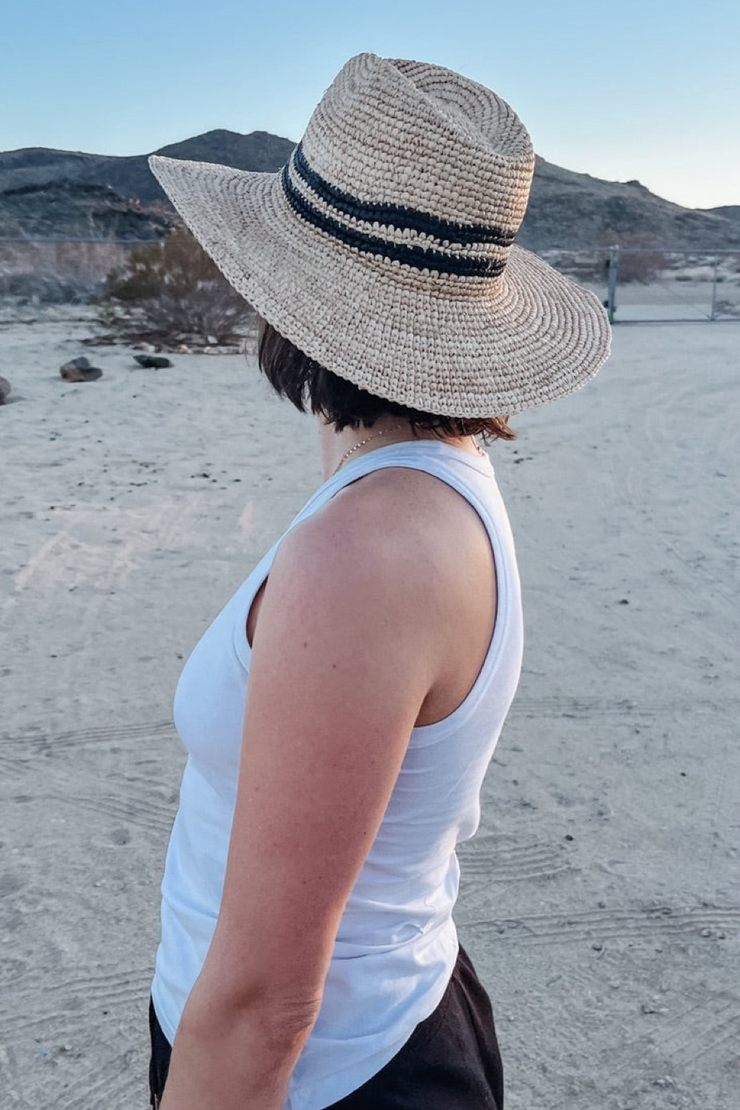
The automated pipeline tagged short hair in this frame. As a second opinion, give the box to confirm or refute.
[257,320,516,442]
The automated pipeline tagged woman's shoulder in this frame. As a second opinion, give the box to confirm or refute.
[272,469,440,611]
[265,464,497,727]
[269,464,494,634]
[284,464,482,576]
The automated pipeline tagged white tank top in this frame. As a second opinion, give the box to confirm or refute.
[152,439,523,1110]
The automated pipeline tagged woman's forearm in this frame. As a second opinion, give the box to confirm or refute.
[159,989,315,1110]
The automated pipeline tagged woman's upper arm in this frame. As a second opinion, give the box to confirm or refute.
[200,501,436,1021]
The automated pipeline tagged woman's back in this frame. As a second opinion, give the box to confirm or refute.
[153,439,523,1110]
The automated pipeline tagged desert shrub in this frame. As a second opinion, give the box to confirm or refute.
[616,249,670,284]
[713,298,740,318]
[537,249,606,283]
[0,240,128,305]
[99,229,254,344]
[592,232,674,286]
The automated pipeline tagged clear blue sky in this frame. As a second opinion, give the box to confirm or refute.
[4,0,739,209]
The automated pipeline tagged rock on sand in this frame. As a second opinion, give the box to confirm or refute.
[133,354,173,369]
[60,356,103,382]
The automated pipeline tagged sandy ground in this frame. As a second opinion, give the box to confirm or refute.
[1,306,739,1110]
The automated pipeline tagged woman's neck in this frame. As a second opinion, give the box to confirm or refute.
[318,417,483,482]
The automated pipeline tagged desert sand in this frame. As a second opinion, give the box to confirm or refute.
[1,306,738,1110]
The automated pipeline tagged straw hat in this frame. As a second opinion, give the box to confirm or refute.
[150,53,610,417]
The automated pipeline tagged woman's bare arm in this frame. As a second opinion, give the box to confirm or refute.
[160,488,440,1110]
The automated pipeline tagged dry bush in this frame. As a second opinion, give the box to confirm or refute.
[537,249,607,283]
[592,232,673,286]
[0,240,127,304]
[99,229,254,345]
[616,249,671,284]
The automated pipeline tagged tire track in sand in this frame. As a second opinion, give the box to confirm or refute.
[607,995,740,1077]
[33,1051,134,1110]
[459,834,572,883]
[510,695,738,720]
[459,904,740,945]
[42,787,175,836]
[1,720,176,762]
[0,966,151,1044]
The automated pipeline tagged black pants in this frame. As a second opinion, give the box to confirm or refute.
[149,944,503,1109]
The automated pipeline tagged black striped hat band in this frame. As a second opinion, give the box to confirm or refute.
[281,143,514,279]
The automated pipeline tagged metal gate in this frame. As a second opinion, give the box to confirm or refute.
[605,248,740,324]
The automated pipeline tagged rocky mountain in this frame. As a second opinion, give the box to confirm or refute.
[518,159,740,252]
[0,180,174,240]
[0,131,294,240]
[702,205,740,231]
[1,129,738,252]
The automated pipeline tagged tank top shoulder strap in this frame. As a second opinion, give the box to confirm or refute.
[287,439,496,527]
[299,438,522,743]
[232,439,520,675]
[290,437,521,676]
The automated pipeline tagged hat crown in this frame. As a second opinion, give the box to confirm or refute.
[300,53,535,237]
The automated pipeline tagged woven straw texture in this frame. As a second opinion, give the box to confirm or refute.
[150,53,610,417]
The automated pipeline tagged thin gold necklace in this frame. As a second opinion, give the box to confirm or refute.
[332,422,406,476]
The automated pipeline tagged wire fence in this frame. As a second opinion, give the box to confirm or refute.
[1,238,740,325]
[604,248,740,323]
[539,247,740,324]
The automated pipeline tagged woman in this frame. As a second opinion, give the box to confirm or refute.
[147,53,610,1110]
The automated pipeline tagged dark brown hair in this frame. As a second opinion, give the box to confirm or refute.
[257,320,516,442]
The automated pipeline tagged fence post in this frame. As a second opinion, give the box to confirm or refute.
[710,257,719,320]
[607,245,619,324]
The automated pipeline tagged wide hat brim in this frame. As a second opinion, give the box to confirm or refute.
[149,154,610,418]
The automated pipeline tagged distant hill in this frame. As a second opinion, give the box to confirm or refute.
[518,159,740,252]
[701,204,740,229]
[0,131,295,240]
[1,129,739,251]
[0,179,174,240]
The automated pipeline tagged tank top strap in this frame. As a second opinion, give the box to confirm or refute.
[288,438,496,528]
[232,439,515,673]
